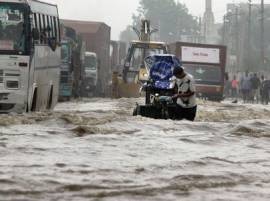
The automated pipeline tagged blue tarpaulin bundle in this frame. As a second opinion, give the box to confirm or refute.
[145,54,181,90]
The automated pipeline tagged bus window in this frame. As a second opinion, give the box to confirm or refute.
[39,14,44,43]
[31,14,35,29]
[53,17,58,42]
[50,16,55,38]
[56,18,60,43]
[42,14,47,43]
[46,15,51,38]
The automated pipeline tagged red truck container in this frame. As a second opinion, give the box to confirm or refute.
[169,42,227,101]
[61,19,111,96]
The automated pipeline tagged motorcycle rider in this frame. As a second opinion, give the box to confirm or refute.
[172,66,197,121]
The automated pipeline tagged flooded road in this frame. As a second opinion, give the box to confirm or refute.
[1,98,270,201]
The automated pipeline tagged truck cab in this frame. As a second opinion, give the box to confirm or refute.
[83,52,98,96]
[59,40,73,101]
[123,41,168,83]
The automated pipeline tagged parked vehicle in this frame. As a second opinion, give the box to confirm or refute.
[169,42,227,101]
[59,26,77,101]
[0,0,61,113]
[62,19,111,96]
[82,52,98,96]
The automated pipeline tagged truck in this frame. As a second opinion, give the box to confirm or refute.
[61,19,111,96]
[82,52,98,96]
[59,24,88,100]
[59,26,76,101]
[169,42,227,101]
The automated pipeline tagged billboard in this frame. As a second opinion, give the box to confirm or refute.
[181,46,220,64]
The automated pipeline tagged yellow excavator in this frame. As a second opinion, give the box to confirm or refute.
[112,20,168,98]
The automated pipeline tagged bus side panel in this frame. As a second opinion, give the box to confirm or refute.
[33,45,60,111]
[47,46,61,108]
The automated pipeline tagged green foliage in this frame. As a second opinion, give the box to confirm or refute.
[120,0,199,42]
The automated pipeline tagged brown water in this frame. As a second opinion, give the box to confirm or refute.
[1,98,270,201]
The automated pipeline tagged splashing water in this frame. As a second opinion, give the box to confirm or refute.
[1,98,270,200]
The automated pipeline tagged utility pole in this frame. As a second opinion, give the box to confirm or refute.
[235,7,240,71]
[199,17,202,43]
[261,0,265,68]
[248,0,252,72]
[222,15,226,45]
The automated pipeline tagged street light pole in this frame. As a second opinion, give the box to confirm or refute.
[248,0,252,72]
[261,0,265,67]
[222,15,226,45]
[235,7,240,71]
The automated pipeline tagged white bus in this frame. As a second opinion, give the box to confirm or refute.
[0,0,61,113]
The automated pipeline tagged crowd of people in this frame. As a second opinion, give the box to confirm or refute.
[225,72,270,104]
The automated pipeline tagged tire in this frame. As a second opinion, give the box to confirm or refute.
[47,87,53,110]
[31,89,37,112]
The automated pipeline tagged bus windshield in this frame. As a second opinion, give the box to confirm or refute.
[0,3,26,54]
[130,48,166,69]
[84,55,97,70]
[184,64,223,85]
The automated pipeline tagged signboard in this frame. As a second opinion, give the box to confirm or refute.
[181,46,220,64]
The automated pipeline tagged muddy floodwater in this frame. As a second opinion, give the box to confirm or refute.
[1,98,270,201]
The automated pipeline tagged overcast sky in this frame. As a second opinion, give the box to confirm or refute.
[44,0,270,40]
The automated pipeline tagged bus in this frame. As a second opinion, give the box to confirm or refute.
[0,0,61,113]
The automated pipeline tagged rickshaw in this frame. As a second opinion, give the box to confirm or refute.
[133,54,181,119]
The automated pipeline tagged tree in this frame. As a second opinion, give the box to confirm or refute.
[120,0,199,43]
[119,25,137,43]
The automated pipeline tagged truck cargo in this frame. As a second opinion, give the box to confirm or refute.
[169,42,227,101]
[61,20,111,96]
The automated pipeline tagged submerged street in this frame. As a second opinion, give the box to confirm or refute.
[1,99,270,201]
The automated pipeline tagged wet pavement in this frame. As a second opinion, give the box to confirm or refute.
[1,98,270,201]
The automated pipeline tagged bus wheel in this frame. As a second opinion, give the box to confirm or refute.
[31,89,37,112]
[47,87,53,110]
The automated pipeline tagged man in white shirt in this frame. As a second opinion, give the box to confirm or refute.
[172,66,197,121]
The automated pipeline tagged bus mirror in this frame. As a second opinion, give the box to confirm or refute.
[32,28,40,40]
